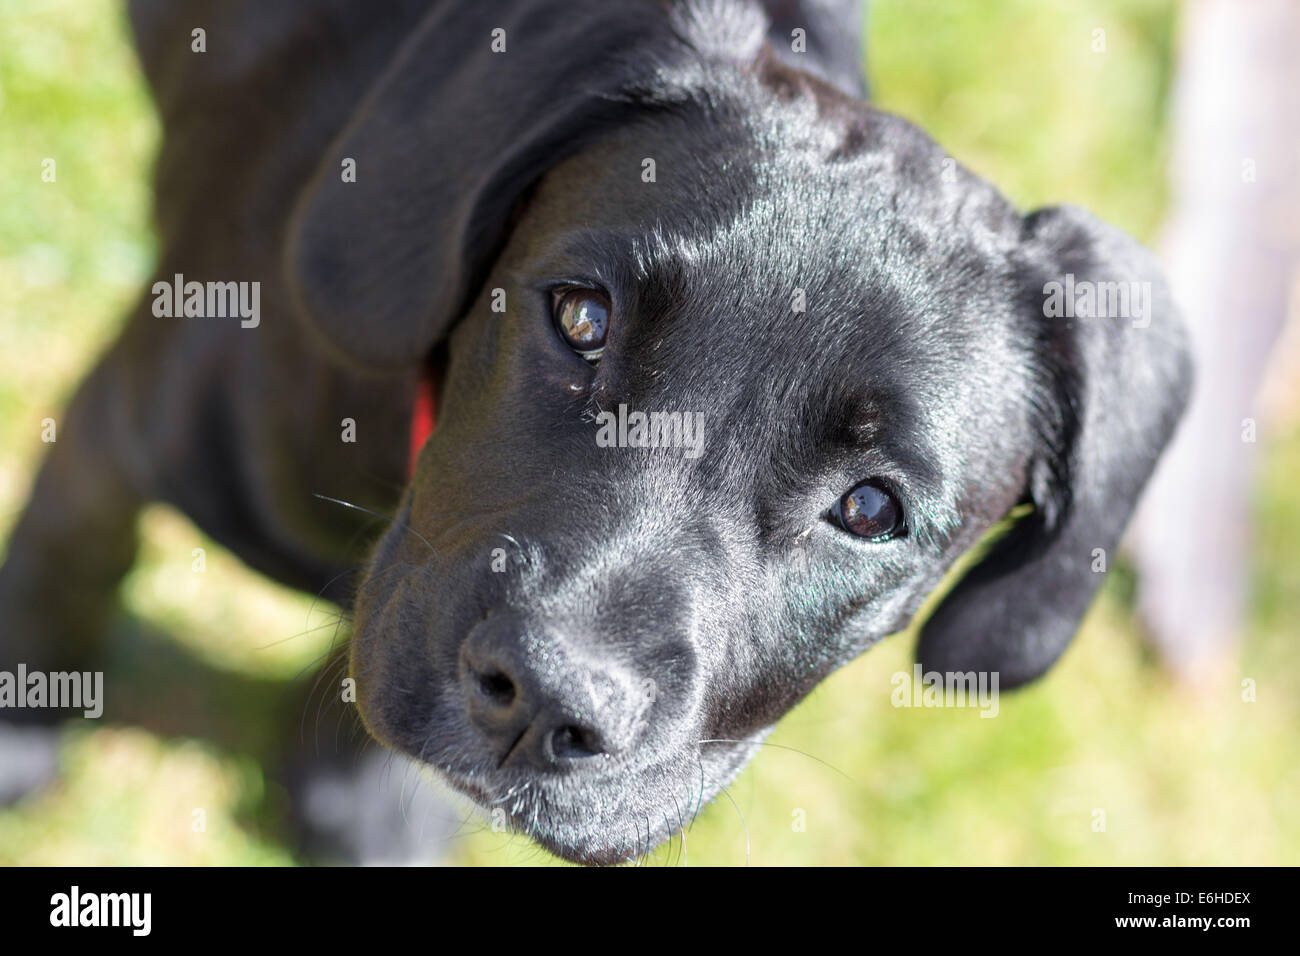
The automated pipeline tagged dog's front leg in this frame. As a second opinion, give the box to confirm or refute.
[0,340,148,802]
[0,340,146,684]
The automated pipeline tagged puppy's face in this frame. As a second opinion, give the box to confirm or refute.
[291,9,1189,865]
[350,102,1058,863]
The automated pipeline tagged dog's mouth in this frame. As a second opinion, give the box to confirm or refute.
[427,729,767,865]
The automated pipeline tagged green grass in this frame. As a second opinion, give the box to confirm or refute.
[1,0,1297,865]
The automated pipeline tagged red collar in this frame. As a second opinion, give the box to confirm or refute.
[408,371,438,477]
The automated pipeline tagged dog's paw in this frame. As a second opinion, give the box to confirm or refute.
[291,747,463,865]
[0,723,60,806]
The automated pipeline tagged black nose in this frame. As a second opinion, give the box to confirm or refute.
[459,615,644,769]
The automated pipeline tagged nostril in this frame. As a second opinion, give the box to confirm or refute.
[549,724,605,761]
[475,669,516,707]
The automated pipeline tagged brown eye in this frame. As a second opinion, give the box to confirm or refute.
[553,288,611,361]
[834,481,904,541]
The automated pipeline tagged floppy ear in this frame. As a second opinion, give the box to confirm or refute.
[916,204,1194,688]
[285,0,680,368]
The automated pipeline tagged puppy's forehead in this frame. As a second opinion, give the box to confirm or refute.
[543,108,1013,333]
[529,92,1023,352]
[537,84,1019,255]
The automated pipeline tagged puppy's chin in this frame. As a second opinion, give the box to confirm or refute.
[430,731,766,866]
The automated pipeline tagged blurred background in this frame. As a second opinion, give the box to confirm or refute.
[1,0,1297,864]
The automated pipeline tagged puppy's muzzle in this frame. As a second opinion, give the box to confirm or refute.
[459,613,648,770]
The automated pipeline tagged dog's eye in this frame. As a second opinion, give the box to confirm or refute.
[553,288,610,362]
[831,481,904,541]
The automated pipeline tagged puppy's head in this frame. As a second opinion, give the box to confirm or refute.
[287,0,1191,864]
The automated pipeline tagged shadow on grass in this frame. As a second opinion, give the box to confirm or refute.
[85,613,369,861]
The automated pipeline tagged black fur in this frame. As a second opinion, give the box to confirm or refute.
[0,0,1191,864]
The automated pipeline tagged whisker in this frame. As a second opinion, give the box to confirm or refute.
[699,737,855,782]
[301,564,364,633]
[718,784,750,866]
[672,794,688,868]
[312,493,439,556]
[496,532,529,564]
[305,653,350,754]
[254,613,348,652]
[399,740,434,833]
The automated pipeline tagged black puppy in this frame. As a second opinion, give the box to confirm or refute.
[0,0,1191,864]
